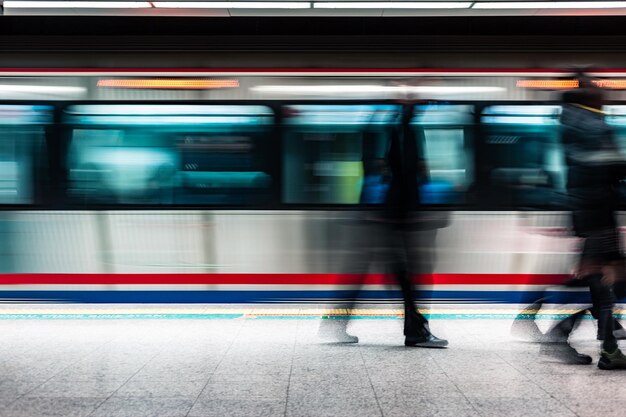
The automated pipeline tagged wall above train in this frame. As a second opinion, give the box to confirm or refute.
[2,15,626,52]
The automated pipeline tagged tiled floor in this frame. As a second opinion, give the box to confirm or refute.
[0,307,624,417]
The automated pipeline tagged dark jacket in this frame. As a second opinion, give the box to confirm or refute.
[383,107,425,224]
[561,99,623,237]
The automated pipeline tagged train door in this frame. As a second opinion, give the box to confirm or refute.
[281,104,400,272]
[282,104,399,205]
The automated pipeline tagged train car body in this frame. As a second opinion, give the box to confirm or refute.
[0,67,625,305]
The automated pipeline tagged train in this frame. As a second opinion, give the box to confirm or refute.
[1,67,626,304]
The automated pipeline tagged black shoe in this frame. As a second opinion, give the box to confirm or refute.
[405,334,448,348]
[540,342,592,365]
[598,348,626,370]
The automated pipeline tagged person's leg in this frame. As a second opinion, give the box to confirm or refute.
[510,298,546,342]
[579,228,620,349]
[512,275,588,342]
[389,229,447,347]
[544,309,587,342]
[384,227,427,336]
[523,272,594,363]
[534,256,593,363]
[586,273,626,369]
[587,274,618,352]
[318,269,362,343]
[590,304,625,339]
[538,306,593,364]
[392,255,428,336]
[318,221,368,343]
[612,281,626,335]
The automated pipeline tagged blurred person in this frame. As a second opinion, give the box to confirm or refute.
[514,75,626,369]
[318,94,448,348]
[511,276,626,362]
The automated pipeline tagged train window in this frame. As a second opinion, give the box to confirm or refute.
[282,105,399,204]
[480,105,566,208]
[603,106,626,203]
[0,105,51,204]
[412,104,474,204]
[64,105,274,205]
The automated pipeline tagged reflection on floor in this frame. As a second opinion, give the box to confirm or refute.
[0,305,624,417]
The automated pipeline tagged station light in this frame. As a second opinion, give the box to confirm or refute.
[517,79,626,90]
[251,85,505,94]
[253,85,389,94]
[153,2,312,8]
[516,80,579,89]
[0,85,87,94]
[401,86,505,93]
[592,79,626,89]
[3,1,151,7]
[473,2,626,9]
[313,2,472,8]
[96,79,240,89]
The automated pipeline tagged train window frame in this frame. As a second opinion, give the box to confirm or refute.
[274,100,480,212]
[0,99,481,212]
[281,102,402,206]
[10,98,621,212]
[411,103,476,207]
[475,100,571,211]
[59,100,282,210]
[0,101,55,209]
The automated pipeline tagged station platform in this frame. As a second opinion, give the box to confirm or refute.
[1,305,624,417]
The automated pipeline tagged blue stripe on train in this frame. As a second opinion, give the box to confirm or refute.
[0,290,616,304]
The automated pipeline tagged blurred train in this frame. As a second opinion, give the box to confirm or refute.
[2,67,626,304]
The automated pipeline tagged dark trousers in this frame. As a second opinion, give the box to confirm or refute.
[327,221,432,337]
[388,229,430,336]
[548,274,620,351]
[561,277,624,329]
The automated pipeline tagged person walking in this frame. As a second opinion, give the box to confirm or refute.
[319,102,448,348]
[543,75,626,369]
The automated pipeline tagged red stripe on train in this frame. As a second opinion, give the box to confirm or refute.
[0,273,570,286]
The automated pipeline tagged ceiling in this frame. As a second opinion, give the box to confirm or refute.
[3,1,626,17]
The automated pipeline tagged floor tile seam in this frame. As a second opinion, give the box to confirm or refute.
[532,390,583,416]
[4,341,111,366]
[425,350,486,417]
[491,349,582,417]
[184,320,246,417]
[283,318,300,417]
[5,339,115,408]
[86,348,165,417]
[357,343,384,417]
[70,339,125,367]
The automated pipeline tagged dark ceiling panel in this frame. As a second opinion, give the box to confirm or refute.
[0,16,625,51]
